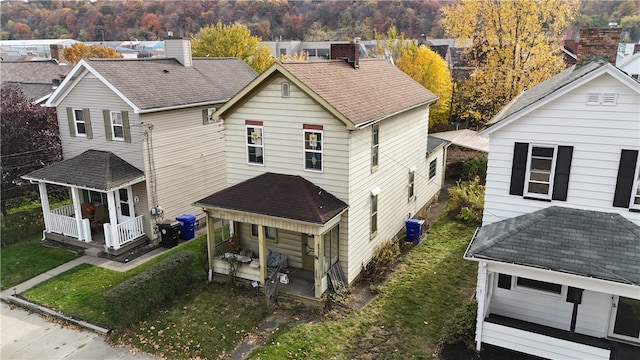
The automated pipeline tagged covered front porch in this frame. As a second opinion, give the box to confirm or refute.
[22,150,149,255]
[195,172,349,302]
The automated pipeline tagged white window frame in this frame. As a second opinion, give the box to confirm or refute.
[73,108,87,137]
[110,111,124,141]
[524,144,557,200]
[370,193,378,238]
[303,129,323,172]
[251,224,277,243]
[514,276,564,298]
[371,124,379,172]
[631,158,640,210]
[428,159,437,181]
[408,169,415,201]
[281,82,290,98]
[246,125,264,165]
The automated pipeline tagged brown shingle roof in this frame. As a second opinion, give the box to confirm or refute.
[195,172,348,225]
[280,59,438,126]
[84,57,257,111]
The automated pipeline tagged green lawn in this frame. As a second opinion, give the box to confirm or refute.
[1,234,79,290]
[249,219,478,359]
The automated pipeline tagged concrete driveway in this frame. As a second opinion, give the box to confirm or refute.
[0,302,156,360]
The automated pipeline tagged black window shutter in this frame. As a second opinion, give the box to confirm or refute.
[613,149,639,208]
[497,274,512,290]
[552,146,573,201]
[509,142,529,196]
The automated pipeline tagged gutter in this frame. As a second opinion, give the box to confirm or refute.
[354,99,437,129]
[137,100,229,114]
[463,227,480,260]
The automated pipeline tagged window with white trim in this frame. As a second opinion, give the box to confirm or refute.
[408,170,415,200]
[73,108,86,136]
[525,144,557,199]
[429,159,437,181]
[246,125,264,165]
[370,193,378,237]
[371,124,379,171]
[304,129,322,171]
[110,111,124,140]
[251,224,277,242]
[632,159,640,210]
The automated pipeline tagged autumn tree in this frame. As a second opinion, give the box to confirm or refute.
[375,27,453,128]
[63,43,121,65]
[1,85,62,214]
[191,21,275,73]
[442,0,579,126]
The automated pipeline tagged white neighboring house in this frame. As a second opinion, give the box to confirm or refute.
[465,60,640,359]
[617,51,640,80]
[195,41,446,302]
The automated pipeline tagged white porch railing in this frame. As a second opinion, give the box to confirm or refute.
[50,203,75,217]
[104,215,144,250]
[46,213,80,238]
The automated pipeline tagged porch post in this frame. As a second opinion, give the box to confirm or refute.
[106,191,119,248]
[70,187,84,241]
[205,212,216,282]
[475,261,488,351]
[38,182,51,230]
[313,234,323,298]
[258,225,267,286]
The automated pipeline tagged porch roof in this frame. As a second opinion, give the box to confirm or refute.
[22,150,144,191]
[195,172,348,225]
[466,206,640,286]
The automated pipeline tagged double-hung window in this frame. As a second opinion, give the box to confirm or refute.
[371,124,379,171]
[429,159,437,181]
[408,169,415,201]
[370,189,379,238]
[73,109,87,136]
[110,111,124,140]
[303,125,323,171]
[251,224,277,242]
[525,144,557,199]
[246,121,264,165]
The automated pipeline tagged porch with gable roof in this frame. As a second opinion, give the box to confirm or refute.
[22,150,149,255]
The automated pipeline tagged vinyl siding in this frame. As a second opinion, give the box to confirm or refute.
[57,74,144,169]
[483,73,640,226]
[346,105,435,283]
[140,107,227,224]
[223,75,350,202]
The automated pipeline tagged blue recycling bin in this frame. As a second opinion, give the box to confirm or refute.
[405,219,424,243]
[176,214,196,240]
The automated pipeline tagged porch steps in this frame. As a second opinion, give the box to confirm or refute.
[328,263,349,294]
[84,247,104,258]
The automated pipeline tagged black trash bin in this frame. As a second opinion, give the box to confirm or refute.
[158,221,180,248]
[175,214,196,240]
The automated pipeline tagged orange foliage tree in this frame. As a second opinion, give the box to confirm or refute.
[63,43,121,65]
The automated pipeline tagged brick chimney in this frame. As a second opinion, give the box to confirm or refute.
[164,32,192,67]
[330,38,360,69]
[50,44,64,62]
[576,27,621,65]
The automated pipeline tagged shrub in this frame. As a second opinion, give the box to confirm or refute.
[104,250,196,327]
[445,177,485,225]
[1,197,69,246]
[360,239,402,283]
[439,299,478,351]
[462,156,487,184]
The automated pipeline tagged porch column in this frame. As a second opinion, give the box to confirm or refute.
[475,261,488,351]
[70,187,84,241]
[258,225,267,286]
[106,191,119,248]
[205,212,216,282]
[313,234,323,298]
[38,182,51,230]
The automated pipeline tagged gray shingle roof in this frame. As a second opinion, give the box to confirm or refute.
[488,60,607,125]
[280,59,438,127]
[467,206,640,286]
[430,129,488,152]
[195,172,348,225]
[22,150,144,191]
[84,57,257,111]
[427,135,449,153]
[1,60,71,101]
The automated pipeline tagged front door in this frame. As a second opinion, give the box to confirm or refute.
[302,234,315,270]
[609,296,640,343]
[115,187,134,223]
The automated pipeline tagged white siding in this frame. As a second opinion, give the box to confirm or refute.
[141,107,227,225]
[483,73,640,226]
[57,74,144,169]
[346,105,436,283]
[489,279,611,338]
[236,222,303,268]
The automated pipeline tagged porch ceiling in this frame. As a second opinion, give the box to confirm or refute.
[22,150,144,191]
[195,172,348,225]
[467,206,640,287]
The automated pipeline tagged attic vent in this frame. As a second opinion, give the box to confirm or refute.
[281,82,290,98]
[586,93,600,105]
[602,93,618,105]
